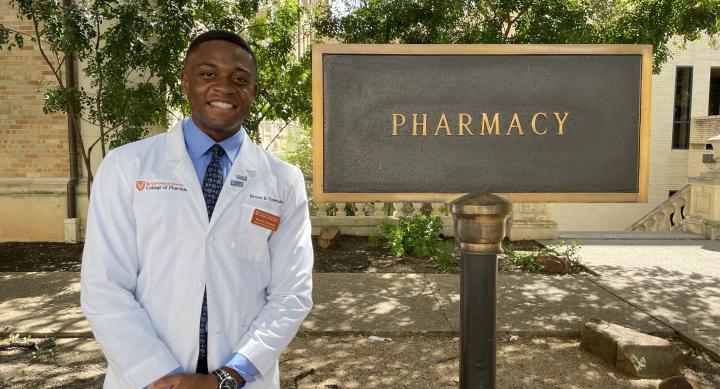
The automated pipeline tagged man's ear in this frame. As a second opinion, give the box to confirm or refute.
[181,71,189,96]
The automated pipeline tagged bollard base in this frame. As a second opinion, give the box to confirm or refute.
[459,252,498,389]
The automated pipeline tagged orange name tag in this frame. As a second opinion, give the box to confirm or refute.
[251,208,281,231]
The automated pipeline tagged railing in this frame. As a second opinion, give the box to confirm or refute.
[626,185,691,232]
[312,202,449,217]
[309,202,454,236]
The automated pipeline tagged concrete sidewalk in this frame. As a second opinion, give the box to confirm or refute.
[566,239,720,360]
[0,271,671,338]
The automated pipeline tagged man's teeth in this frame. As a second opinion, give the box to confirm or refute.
[209,101,233,109]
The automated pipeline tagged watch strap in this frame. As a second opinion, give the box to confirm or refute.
[212,368,238,389]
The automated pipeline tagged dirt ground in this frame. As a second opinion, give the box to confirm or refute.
[0,235,448,274]
[0,235,544,274]
[0,243,84,272]
[1,334,719,388]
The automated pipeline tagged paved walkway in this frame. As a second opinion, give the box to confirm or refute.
[1,239,717,359]
[0,272,672,337]
[566,239,720,360]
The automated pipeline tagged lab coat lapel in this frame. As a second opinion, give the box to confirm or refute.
[165,121,209,225]
[209,130,259,230]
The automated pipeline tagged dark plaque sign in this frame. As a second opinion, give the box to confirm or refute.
[312,45,651,203]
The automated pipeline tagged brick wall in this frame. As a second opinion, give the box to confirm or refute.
[0,1,68,179]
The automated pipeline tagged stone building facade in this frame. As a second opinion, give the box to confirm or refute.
[0,1,78,241]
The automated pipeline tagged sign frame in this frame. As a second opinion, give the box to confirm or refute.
[312,44,652,203]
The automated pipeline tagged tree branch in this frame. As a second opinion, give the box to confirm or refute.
[31,14,93,188]
[123,68,133,83]
[504,2,533,39]
[94,12,107,157]
[0,26,47,44]
[56,54,66,71]
[264,119,294,150]
[88,124,121,152]
[31,19,61,87]
[165,108,181,121]
[79,116,99,127]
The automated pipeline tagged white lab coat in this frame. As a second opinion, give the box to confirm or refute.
[80,121,313,389]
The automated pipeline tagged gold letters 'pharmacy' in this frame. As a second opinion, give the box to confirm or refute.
[391,112,569,137]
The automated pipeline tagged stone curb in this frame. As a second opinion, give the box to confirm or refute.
[584,276,720,364]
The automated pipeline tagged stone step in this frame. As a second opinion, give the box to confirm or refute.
[557,231,706,240]
[581,321,683,379]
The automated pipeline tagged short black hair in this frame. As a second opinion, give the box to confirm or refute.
[184,29,256,68]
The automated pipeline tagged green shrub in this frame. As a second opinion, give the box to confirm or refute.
[503,240,583,273]
[378,214,458,272]
[379,214,443,257]
[435,240,459,272]
[503,243,544,273]
[543,240,583,269]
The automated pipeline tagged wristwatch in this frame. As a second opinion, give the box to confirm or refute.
[212,368,239,389]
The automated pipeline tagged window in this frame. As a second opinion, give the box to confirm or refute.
[672,67,693,149]
[710,67,720,116]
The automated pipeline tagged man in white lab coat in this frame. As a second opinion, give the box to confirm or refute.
[80,30,313,389]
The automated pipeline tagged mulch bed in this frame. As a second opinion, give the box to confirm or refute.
[314,235,451,273]
[0,235,545,274]
[0,242,84,272]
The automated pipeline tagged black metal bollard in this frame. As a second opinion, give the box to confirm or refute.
[450,194,509,389]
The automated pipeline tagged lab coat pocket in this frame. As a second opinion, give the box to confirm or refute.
[235,205,274,263]
[243,204,282,237]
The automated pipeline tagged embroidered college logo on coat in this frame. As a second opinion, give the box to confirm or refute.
[135,180,187,192]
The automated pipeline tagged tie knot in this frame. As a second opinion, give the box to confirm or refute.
[210,144,225,158]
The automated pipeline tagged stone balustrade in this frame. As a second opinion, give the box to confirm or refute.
[309,201,455,236]
[626,185,691,232]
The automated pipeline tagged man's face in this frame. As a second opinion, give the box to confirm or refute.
[181,39,258,141]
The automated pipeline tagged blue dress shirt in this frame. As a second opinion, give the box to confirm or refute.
[147,118,258,388]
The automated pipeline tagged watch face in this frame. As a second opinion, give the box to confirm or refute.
[220,376,238,389]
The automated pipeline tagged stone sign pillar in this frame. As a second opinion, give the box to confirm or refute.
[506,202,558,241]
[684,134,720,239]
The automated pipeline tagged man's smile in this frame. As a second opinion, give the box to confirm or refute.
[207,100,237,111]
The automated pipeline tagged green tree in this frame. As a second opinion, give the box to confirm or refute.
[0,0,316,193]
[281,124,313,179]
[315,0,720,72]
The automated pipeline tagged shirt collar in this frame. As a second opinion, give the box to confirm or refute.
[182,117,244,162]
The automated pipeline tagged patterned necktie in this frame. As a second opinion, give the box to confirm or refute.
[197,144,225,374]
[202,144,225,220]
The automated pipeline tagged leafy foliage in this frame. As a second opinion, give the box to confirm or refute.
[544,240,583,269]
[315,0,720,72]
[503,240,583,273]
[379,214,458,271]
[502,243,545,273]
[379,214,443,257]
[281,125,313,179]
[434,240,459,272]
